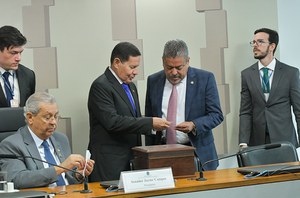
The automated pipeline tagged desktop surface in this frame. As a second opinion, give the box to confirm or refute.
[21,162,300,198]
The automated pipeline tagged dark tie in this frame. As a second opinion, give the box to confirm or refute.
[122,83,136,114]
[262,67,270,93]
[2,72,13,106]
[42,140,66,186]
[166,85,177,144]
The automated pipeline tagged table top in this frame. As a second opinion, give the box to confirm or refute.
[22,162,300,198]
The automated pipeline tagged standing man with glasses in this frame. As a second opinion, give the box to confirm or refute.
[0,25,35,107]
[239,28,300,148]
[0,92,95,189]
[145,39,223,170]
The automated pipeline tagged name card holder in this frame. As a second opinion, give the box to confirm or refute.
[119,167,175,193]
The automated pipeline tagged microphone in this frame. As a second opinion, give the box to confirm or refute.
[0,154,92,193]
[196,143,282,181]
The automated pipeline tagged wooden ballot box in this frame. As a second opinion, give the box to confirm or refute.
[132,144,196,178]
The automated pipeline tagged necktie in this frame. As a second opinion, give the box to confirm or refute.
[262,67,270,93]
[42,140,66,186]
[2,72,13,106]
[122,83,136,114]
[166,85,177,144]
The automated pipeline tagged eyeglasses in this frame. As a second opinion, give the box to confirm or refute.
[249,40,271,47]
[40,114,60,122]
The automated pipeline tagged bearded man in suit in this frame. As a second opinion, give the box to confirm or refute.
[239,28,300,148]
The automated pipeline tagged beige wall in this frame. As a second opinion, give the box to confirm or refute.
[0,0,279,155]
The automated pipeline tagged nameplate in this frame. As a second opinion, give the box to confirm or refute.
[119,167,175,193]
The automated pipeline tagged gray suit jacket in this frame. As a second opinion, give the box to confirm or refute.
[239,60,300,147]
[0,64,35,107]
[88,67,153,181]
[0,126,79,189]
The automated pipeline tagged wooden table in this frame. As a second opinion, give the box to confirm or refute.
[22,162,300,198]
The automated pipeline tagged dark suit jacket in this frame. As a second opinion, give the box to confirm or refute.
[239,60,300,147]
[88,67,153,181]
[145,67,224,170]
[0,126,79,189]
[0,64,35,107]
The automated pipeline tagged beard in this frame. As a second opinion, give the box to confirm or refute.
[253,46,269,60]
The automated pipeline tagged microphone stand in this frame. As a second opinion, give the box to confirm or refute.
[80,176,92,193]
[195,155,207,181]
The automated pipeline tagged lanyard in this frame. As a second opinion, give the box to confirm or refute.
[260,69,273,88]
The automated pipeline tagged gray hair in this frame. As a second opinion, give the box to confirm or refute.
[24,92,56,115]
[162,39,189,60]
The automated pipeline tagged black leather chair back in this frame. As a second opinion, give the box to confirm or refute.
[237,141,299,167]
[0,107,26,142]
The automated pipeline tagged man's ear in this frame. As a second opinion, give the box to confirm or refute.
[26,112,34,125]
[270,43,276,53]
[113,58,121,69]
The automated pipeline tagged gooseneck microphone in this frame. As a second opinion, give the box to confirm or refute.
[196,143,282,181]
[0,154,92,193]
[194,152,207,181]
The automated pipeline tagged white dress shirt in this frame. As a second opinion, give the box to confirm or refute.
[162,77,189,144]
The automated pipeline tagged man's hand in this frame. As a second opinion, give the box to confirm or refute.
[78,159,95,177]
[175,121,195,133]
[55,154,86,175]
[152,117,170,131]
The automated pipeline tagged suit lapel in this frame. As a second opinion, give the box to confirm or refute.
[250,63,265,101]
[15,66,25,105]
[22,128,44,170]
[0,70,9,106]
[154,74,165,117]
[0,87,8,106]
[128,83,140,116]
[185,68,196,119]
[50,136,66,163]
[268,61,283,102]
[105,68,137,117]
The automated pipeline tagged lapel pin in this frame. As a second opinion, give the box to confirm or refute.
[190,81,194,84]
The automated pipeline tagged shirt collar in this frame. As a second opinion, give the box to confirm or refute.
[0,68,14,76]
[258,58,276,71]
[109,66,123,84]
[165,75,187,88]
[28,126,47,148]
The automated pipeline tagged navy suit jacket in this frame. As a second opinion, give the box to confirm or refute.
[0,64,35,107]
[0,126,78,189]
[145,67,223,170]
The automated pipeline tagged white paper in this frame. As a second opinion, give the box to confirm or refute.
[83,150,91,177]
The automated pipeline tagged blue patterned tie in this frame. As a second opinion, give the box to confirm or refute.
[262,67,270,93]
[122,83,136,115]
[42,140,66,186]
[2,72,13,106]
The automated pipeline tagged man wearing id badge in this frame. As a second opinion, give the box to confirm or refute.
[239,28,300,148]
[0,25,35,108]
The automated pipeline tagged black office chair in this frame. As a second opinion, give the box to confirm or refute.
[237,141,299,167]
[0,107,26,142]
